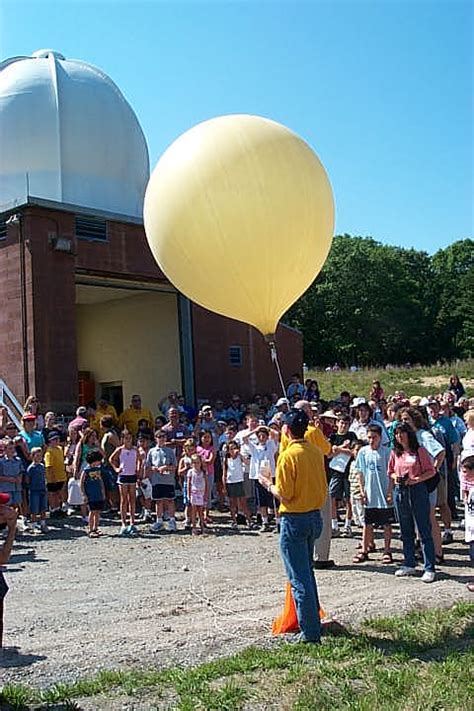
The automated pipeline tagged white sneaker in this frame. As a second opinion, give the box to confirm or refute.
[421,570,435,583]
[395,566,417,577]
[150,520,163,533]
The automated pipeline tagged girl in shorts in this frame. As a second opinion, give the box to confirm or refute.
[110,430,140,537]
[178,438,197,529]
[187,454,207,535]
[223,441,252,529]
[196,431,216,525]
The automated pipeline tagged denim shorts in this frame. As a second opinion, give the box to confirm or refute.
[29,489,48,514]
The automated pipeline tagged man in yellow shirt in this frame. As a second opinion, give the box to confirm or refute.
[260,409,327,643]
[119,395,154,437]
[280,400,334,569]
[91,396,118,435]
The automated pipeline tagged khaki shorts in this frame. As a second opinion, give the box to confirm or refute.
[436,474,447,507]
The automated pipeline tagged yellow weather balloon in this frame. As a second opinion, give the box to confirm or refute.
[144,114,334,340]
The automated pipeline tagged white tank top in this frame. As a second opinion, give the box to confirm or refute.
[120,447,137,476]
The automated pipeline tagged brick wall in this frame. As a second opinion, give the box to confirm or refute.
[1,204,303,410]
[0,240,28,401]
[192,305,303,402]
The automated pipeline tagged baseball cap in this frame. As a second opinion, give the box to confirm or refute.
[351,397,367,408]
[47,431,60,443]
[23,413,36,422]
[276,397,289,407]
[321,410,338,419]
[284,409,309,430]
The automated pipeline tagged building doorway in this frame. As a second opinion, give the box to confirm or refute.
[100,382,123,415]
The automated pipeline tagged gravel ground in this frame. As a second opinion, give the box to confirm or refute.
[1,512,472,689]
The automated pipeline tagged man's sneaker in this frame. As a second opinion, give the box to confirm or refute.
[421,570,436,583]
[119,525,129,537]
[442,531,453,545]
[343,525,353,537]
[394,566,417,577]
[231,521,238,530]
[39,522,49,533]
[67,507,76,516]
[260,522,272,532]
[167,518,177,533]
[150,520,163,533]
[128,525,138,537]
[331,527,340,538]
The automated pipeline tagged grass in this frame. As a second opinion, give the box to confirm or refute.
[1,602,473,710]
[307,360,474,401]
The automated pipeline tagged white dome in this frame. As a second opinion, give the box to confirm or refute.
[0,50,149,218]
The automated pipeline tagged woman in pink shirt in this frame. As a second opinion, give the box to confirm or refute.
[388,423,437,582]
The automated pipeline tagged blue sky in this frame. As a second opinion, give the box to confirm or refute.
[1,0,472,253]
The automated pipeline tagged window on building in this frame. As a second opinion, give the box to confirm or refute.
[0,217,7,241]
[75,216,107,241]
[229,345,242,367]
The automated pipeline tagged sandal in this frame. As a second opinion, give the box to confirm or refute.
[382,552,393,564]
[353,551,369,563]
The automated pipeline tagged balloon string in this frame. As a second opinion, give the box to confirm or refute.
[269,341,288,400]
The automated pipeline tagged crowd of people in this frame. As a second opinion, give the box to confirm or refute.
[0,372,473,590]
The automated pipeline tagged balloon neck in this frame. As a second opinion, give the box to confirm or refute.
[265,335,277,363]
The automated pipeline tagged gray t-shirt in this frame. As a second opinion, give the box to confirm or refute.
[146,446,177,486]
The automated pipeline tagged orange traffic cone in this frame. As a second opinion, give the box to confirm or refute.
[272,582,326,635]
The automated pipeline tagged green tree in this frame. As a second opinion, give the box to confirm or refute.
[285,234,439,366]
[431,239,474,359]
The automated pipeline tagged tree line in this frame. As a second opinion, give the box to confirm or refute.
[285,235,473,367]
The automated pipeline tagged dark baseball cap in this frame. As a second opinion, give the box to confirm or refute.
[284,409,309,430]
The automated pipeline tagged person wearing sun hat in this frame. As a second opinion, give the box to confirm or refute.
[0,493,17,648]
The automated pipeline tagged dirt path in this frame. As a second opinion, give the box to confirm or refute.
[2,513,472,689]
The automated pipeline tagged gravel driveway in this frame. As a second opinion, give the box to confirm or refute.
[2,513,472,689]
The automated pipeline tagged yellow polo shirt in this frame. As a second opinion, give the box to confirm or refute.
[91,405,118,435]
[119,407,154,436]
[44,445,66,484]
[280,424,331,457]
[275,439,327,514]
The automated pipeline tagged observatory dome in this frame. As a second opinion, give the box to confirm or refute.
[0,49,149,218]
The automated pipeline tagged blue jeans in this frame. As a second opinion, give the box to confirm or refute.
[394,483,435,572]
[279,510,323,642]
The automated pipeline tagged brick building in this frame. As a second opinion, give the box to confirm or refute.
[0,50,302,415]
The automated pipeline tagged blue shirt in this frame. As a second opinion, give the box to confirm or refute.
[19,429,45,452]
[27,462,47,492]
[430,415,459,446]
[354,445,391,509]
[83,466,105,502]
[0,456,23,492]
[146,446,176,486]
